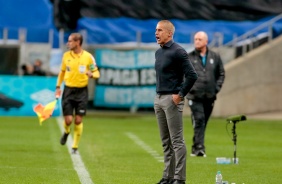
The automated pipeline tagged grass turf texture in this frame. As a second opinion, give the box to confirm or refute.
[0,114,281,184]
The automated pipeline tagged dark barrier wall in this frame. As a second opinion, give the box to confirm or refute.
[52,0,80,31]
[0,47,19,75]
[52,0,282,24]
[79,0,282,20]
[52,0,282,31]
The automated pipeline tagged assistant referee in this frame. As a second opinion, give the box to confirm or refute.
[55,33,100,154]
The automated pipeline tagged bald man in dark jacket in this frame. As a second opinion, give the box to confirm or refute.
[186,31,225,157]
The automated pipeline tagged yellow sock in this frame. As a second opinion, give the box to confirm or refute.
[63,122,71,134]
[72,123,83,149]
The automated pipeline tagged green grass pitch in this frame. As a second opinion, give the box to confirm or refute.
[0,114,281,184]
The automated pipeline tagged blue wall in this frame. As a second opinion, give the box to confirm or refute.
[0,75,61,116]
[0,0,59,48]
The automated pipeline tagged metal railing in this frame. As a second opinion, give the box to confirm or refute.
[223,13,282,48]
[211,13,282,63]
[0,27,54,47]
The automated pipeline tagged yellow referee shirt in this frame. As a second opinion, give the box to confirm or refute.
[60,50,98,88]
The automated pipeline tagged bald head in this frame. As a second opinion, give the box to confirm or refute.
[194,31,208,51]
[195,31,208,41]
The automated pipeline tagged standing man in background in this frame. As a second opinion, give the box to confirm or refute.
[33,59,47,76]
[55,33,100,154]
[186,31,225,157]
[154,20,198,184]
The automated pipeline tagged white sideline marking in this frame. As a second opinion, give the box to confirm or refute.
[125,132,163,162]
[56,117,94,184]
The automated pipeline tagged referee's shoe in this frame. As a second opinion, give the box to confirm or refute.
[71,148,78,154]
[60,132,69,145]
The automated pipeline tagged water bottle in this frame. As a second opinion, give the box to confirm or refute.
[216,171,223,184]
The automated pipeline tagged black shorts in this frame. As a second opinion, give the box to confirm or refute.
[62,86,88,116]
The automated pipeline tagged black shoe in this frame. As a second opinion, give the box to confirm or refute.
[71,148,78,154]
[190,146,196,156]
[172,180,185,184]
[190,150,196,157]
[196,150,206,157]
[60,132,69,145]
[190,145,206,157]
[157,178,173,184]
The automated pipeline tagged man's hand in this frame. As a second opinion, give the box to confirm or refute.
[86,71,93,78]
[172,94,182,105]
[55,88,61,99]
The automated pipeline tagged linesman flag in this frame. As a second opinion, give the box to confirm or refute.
[33,99,58,125]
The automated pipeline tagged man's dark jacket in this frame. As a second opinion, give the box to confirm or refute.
[186,48,225,100]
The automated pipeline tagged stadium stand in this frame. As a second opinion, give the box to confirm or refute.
[0,0,282,47]
[76,16,282,45]
[1,0,282,115]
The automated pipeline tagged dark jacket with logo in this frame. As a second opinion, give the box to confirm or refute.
[186,48,225,100]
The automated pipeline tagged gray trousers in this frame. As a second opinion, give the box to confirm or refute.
[154,94,186,181]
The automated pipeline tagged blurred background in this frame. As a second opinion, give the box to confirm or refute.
[1,0,282,117]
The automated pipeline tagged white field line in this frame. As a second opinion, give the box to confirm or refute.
[125,132,163,162]
[56,117,94,184]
